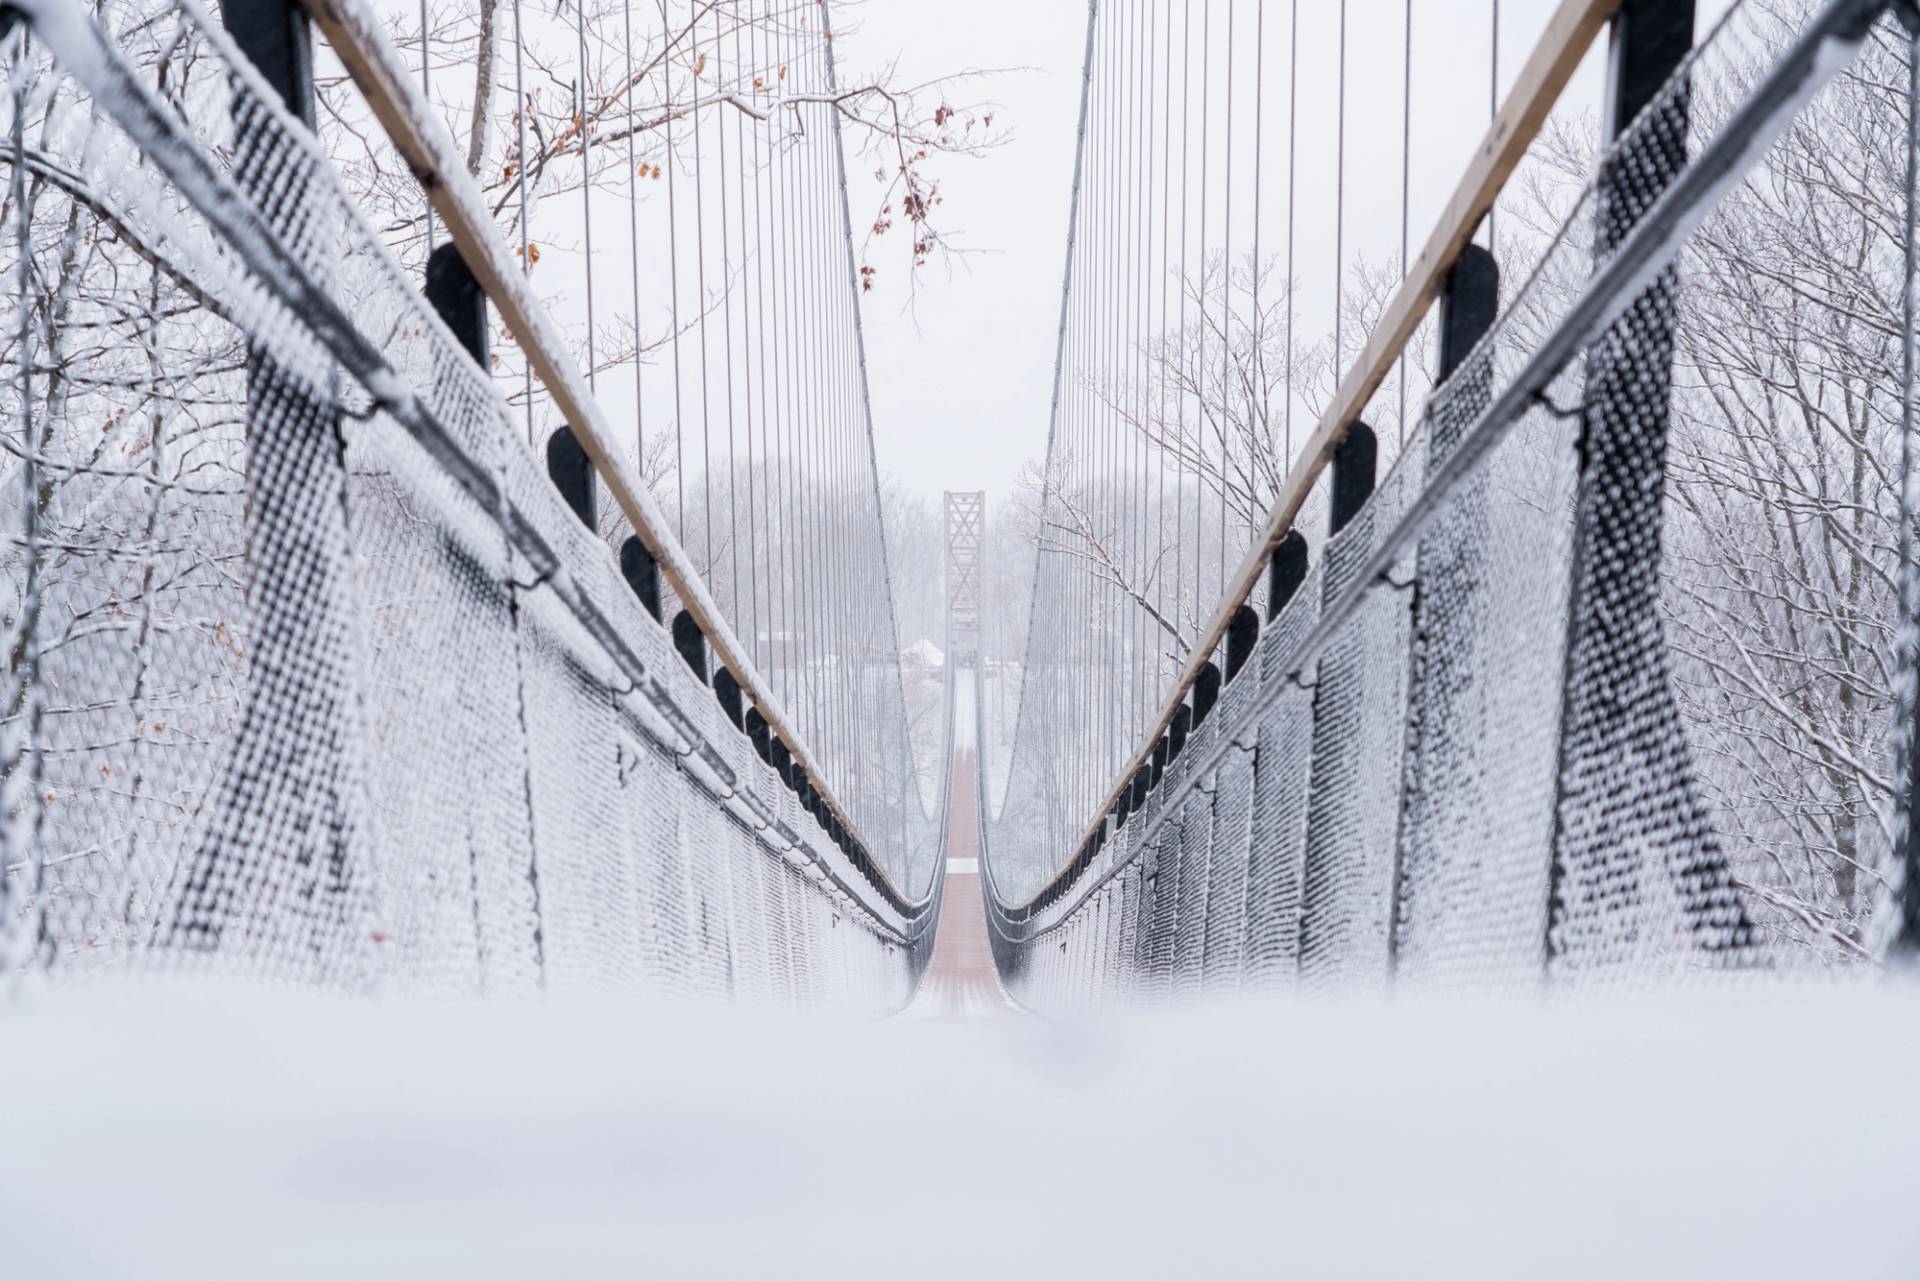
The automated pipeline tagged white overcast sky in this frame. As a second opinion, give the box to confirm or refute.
[835,0,1093,504]
[837,0,1632,506]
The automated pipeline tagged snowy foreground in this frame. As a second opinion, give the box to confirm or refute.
[4,983,1917,1278]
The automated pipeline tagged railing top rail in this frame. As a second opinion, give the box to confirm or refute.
[989,0,1625,914]
[295,0,931,916]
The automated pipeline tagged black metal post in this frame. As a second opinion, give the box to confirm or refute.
[1224,605,1260,684]
[1167,703,1192,763]
[620,536,663,622]
[425,243,489,369]
[545,428,596,529]
[744,707,773,765]
[1266,530,1308,622]
[222,0,316,127]
[1329,422,1378,536]
[1191,661,1223,728]
[713,667,745,731]
[671,610,708,682]
[1607,0,1696,138]
[1437,244,1499,383]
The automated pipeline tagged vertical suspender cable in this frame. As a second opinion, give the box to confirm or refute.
[1090,12,1105,821]
[1096,9,1110,800]
[1219,0,1232,597]
[750,10,770,670]
[1177,0,1190,647]
[717,5,738,627]
[795,19,815,765]
[1125,0,1137,745]
[1128,0,1144,737]
[1489,0,1500,257]
[819,15,847,800]
[1335,0,1347,377]
[1088,12,1104,803]
[778,12,799,718]
[419,0,433,249]
[624,0,643,468]
[1284,0,1297,465]
[1192,0,1205,639]
[1108,8,1122,783]
[736,7,758,669]
[577,4,596,390]
[1152,0,1167,679]
[695,5,713,575]
[1399,0,1412,444]
[1252,0,1266,566]
[661,0,685,539]
[512,0,531,443]
[827,39,853,801]
[802,50,825,756]
[1120,0,1132,746]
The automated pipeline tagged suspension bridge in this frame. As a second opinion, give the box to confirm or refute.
[4,0,1920,1271]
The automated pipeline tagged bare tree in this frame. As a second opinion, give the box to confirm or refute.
[326,0,1003,284]
[1652,12,1912,959]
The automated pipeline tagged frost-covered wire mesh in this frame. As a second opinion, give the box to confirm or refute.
[0,0,933,1004]
[989,0,1918,1010]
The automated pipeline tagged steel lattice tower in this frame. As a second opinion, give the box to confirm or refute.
[944,492,985,666]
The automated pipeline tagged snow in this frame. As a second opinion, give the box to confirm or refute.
[4,980,1918,1278]
[904,637,945,668]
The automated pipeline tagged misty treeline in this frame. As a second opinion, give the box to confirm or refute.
[994,3,1911,957]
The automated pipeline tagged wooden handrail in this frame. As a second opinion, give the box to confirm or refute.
[298,0,924,910]
[1009,0,1624,913]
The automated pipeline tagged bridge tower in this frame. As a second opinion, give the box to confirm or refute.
[943,492,985,669]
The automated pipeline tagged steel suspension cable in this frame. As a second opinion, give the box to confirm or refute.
[1335,0,1347,378]
[777,9,798,718]
[1252,0,1266,574]
[1399,0,1412,445]
[1220,0,1233,598]
[1112,0,1126,755]
[660,0,685,537]
[1158,0,1172,681]
[576,0,596,391]
[419,0,433,250]
[623,0,644,468]
[1193,0,1207,641]
[1128,0,1144,737]
[749,8,769,671]
[717,3,738,634]
[1285,0,1297,467]
[513,0,532,444]
[1489,0,1500,258]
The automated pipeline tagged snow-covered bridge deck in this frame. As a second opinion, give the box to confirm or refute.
[4,982,1916,1278]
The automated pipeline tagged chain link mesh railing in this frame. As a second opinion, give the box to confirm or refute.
[987,0,1920,1010]
[0,0,937,1005]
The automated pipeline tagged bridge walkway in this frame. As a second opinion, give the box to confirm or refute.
[902,671,1015,1018]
